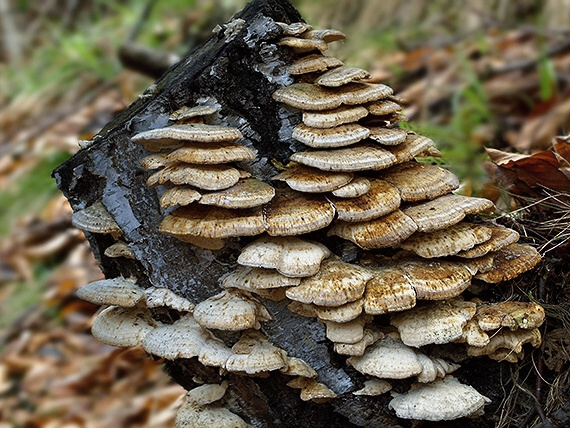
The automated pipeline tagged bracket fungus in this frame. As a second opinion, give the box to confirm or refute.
[58,2,547,426]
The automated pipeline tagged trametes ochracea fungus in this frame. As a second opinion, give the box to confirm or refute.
[70,15,546,425]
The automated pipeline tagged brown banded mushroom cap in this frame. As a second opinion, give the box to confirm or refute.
[164,142,256,165]
[222,266,301,290]
[347,333,422,379]
[316,66,371,87]
[334,328,384,356]
[400,222,493,258]
[328,209,418,249]
[91,305,157,347]
[475,301,545,331]
[331,177,371,198]
[460,253,496,276]
[77,276,143,307]
[402,194,495,233]
[159,205,265,239]
[225,330,288,374]
[104,241,135,259]
[398,260,473,300]
[327,179,401,222]
[367,100,403,116]
[302,29,346,43]
[288,54,344,75]
[198,179,275,209]
[290,143,397,172]
[363,267,416,315]
[193,290,270,331]
[146,164,241,191]
[139,153,168,170]
[353,379,392,396]
[272,82,393,111]
[278,37,328,53]
[71,201,122,236]
[285,258,374,306]
[131,124,242,145]
[389,376,491,421]
[456,225,519,258]
[237,235,331,278]
[466,328,542,362]
[390,299,477,347]
[264,189,335,236]
[141,315,210,359]
[281,21,313,36]
[302,105,368,129]
[323,314,371,344]
[367,127,408,146]
[286,378,337,402]
[312,299,364,323]
[169,105,218,122]
[160,186,202,209]
[144,286,194,312]
[292,123,370,148]
[388,134,437,163]
[380,161,460,202]
[273,164,354,193]
[474,243,541,283]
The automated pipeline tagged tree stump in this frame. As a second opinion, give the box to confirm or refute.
[53,1,539,426]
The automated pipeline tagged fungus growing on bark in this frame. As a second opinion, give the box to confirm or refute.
[71,200,122,237]
[57,4,548,426]
[76,276,143,307]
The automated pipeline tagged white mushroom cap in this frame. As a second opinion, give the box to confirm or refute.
[334,328,384,356]
[225,330,288,374]
[197,337,234,368]
[237,236,331,278]
[193,290,271,331]
[323,314,371,344]
[147,164,241,191]
[278,36,328,53]
[415,354,460,383]
[280,21,313,36]
[160,186,202,209]
[331,177,371,198]
[388,134,437,163]
[389,376,491,421]
[367,127,408,146]
[390,299,477,348]
[71,201,122,236]
[169,105,218,122]
[132,124,242,145]
[400,222,493,258]
[198,179,275,209]
[353,379,392,396]
[466,328,542,362]
[273,164,354,193]
[312,299,364,323]
[159,205,265,239]
[285,258,374,307]
[76,277,143,307]
[186,382,228,406]
[316,66,371,87]
[286,377,337,402]
[141,314,210,359]
[367,100,402,116]
[302,105,368,129]
[456,225,519,258]
[327,179,401,222]
[144,286,194,312]
[347,333,422,379]
[363,267,416,315]
[288,54,344,75]
[290,143,397,172]
[280,357,318,378]
[140,153,169,170]
[222,266,301,290]
[328,209,418,249]
[91,305,157,347]
[302,29,346,43]
[164,142,256,165]
[402,194,495,233]
[292,123,370,149]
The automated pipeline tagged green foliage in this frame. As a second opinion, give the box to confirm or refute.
[0,151,71,238]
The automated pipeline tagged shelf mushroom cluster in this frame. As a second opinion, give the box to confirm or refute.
[71,20,547,425]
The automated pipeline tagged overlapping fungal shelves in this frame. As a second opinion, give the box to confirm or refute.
[54,1,545,427]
